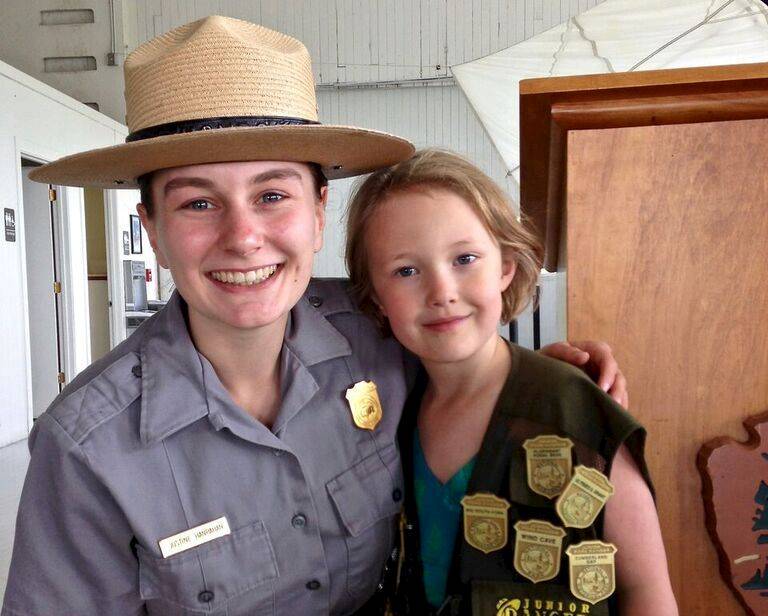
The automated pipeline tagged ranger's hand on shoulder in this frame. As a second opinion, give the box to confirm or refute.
[538,340,628,408]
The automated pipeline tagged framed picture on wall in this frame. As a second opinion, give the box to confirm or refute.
[130,214,142,254]
[122,231,130,255]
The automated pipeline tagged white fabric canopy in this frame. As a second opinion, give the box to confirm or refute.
[452,0,768,188]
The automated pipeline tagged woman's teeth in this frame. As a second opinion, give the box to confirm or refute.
[210,265,278,286]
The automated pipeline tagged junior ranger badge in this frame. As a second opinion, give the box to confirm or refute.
[555,465,614,528]
[523,435,574,499]
[345,381,383,430]
[513,520,566,583]
[461,493,510,554]
[566,541,617,605]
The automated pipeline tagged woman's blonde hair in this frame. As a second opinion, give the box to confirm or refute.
[345,148,543,327]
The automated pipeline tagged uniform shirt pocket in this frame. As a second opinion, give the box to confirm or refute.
[327,443,403,600]
[137,520,278,615]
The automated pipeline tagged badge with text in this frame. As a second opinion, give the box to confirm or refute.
[158,516,230,558]
[513,519,566,583]
[566,541,617,605]
[461,493,510,554]
[523,435,574,499]
[556,466,614,528]
[345,381,383,430]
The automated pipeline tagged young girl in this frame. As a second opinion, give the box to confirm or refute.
[346,149,677,615]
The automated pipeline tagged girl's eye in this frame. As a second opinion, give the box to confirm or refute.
[186,199,214,211]
[455,253,477,265]
[395,266,418,278]
[260,192,284,204]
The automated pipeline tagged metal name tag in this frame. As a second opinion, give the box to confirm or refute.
[158,516,231,558]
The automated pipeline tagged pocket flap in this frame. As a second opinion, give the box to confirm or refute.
[138,520,278,610]
[327,443,402,537]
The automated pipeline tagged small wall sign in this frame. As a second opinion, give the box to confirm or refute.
[4,208,16,242]
[130,214,142,254]
[122,231,130,255]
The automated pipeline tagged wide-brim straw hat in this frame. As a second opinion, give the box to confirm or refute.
[30,16,414,188]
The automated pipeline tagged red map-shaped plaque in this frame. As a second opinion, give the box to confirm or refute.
[699,411,768,615]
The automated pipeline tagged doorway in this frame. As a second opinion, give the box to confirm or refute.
[21,160,64,418]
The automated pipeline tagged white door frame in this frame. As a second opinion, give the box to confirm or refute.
[104,189,127,347]
[17,140,91,406]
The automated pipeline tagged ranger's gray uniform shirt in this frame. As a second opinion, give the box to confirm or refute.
[2,280,409,616]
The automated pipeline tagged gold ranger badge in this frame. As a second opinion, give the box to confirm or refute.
[461,493,510,554]
[345,381,383,430]
[523,435,574,499]
[566,541,617,605]
[555,466,614,528]
[513,520,566,583]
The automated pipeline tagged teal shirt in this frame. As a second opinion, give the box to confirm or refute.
[413,430,476,608]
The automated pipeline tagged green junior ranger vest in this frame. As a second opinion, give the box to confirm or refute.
[395,343,652,616]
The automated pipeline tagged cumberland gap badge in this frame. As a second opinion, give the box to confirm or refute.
[523,435,574,498]
[345,381,382,430]
[566,541,617,604]
[556,466,614,528]
[461,493,510,553]
[513,520,566,583]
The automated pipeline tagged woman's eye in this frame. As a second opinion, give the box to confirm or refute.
[455,253,477,265]
[260,192,284,204]
[186,199,214,210]
[395,266,417,278]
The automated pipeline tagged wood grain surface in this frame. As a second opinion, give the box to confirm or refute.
[520,62,768,271]
[566,118,768,614]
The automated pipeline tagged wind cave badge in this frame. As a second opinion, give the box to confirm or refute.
[513,520,566,583]
[461,493,510,553]
[345,381,382,430]
[566,541,617,605]
[523,435,573,498]
[556,466,614,528]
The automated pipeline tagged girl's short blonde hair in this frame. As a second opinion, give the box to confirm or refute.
[345,148,543,326]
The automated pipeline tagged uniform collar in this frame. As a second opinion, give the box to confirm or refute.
[138,288,353,445]
[138,292,209,445]
[283,291,352,366]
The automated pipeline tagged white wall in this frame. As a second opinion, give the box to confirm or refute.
[0,59,126,445]
[0,1,125,121]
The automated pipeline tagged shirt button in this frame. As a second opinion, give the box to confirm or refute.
[131,364,142,378]
[308,295,323,308]
[292,514,307,528]
[392,488,403,502]
[198,590,214,603]
[306,580,321,590]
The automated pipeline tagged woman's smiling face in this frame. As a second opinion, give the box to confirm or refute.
[138,160,326,335]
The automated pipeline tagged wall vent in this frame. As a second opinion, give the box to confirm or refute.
[44,56,97,73]
[40,9,95,26]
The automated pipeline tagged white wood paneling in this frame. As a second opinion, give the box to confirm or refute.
[124,0,606,85]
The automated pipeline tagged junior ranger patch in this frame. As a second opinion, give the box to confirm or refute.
[566,541,617,605]
[555,466,614,528]
[345,381,383,430]
[523,435,574,499]
[461,493,510,554]
[513,520,566,583]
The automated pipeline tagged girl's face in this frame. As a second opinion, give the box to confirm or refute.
[139,160,326,336]
[365,187,516,365]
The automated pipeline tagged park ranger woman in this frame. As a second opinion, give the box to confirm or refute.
[3,15,626,616]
